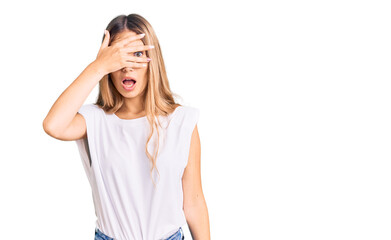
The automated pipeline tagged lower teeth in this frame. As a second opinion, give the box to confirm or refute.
[125,83,134,88]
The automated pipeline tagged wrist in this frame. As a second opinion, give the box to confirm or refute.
[89,60,108,77]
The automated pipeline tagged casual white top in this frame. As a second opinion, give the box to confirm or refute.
[75,103,200,240]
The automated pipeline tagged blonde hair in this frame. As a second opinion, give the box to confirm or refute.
[94,14,182,189]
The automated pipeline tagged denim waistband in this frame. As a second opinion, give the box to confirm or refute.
[94,226,184,240]
[165,227,184,240]
[95,227,115,240]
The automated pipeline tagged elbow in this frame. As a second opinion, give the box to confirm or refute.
[43,119,54,137]
[183,195,207,213]
[42,118,60,139]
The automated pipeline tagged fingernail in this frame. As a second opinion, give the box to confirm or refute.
[147,58,152,61]
[139,33,145,37]
[150,45,155,48]
[104,30,107,35]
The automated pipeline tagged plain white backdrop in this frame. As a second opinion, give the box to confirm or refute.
[1,0,390,239]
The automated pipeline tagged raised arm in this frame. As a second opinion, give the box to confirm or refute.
[42,30,149,141]
[42,61,105,141]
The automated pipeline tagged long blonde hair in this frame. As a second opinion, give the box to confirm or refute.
[94,14,182,188]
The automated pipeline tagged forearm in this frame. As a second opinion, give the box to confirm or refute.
[184,198,210,240]
[43,61,104,135]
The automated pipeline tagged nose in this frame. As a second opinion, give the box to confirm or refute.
[122,67,134,72]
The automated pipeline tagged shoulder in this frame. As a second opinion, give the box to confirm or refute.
[78,103,101,113]
[77,103,103,120]
[177,105,200,117]
[173,105,200,128]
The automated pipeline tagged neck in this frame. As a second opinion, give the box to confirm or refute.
[120,96,145,115]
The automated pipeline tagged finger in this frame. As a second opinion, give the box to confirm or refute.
[125,61,149,68]
[126,56,152,63]
[115,33,146,47]
[101,30,110,49]
[123,45,155,53]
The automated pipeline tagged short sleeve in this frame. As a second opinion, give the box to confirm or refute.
[75,104,97,171]
[77,103,96,128]
[182,107,200,169]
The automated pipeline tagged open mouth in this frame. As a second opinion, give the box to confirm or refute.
[122,77,137,91]
[122,78,136,87]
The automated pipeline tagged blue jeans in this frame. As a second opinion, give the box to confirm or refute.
[94,226,184,240]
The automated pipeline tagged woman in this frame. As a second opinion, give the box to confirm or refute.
[43,13,210,240]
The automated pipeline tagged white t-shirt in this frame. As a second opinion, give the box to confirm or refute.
[75,103,200,240]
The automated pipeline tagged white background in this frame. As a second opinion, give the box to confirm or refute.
[1,0,390,239]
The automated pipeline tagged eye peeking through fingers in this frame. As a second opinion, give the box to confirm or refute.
[134,51,144,57]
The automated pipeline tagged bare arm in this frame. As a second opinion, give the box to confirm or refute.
[183,125,211,240]
[42,61,104,139]
[42,30,151,140]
